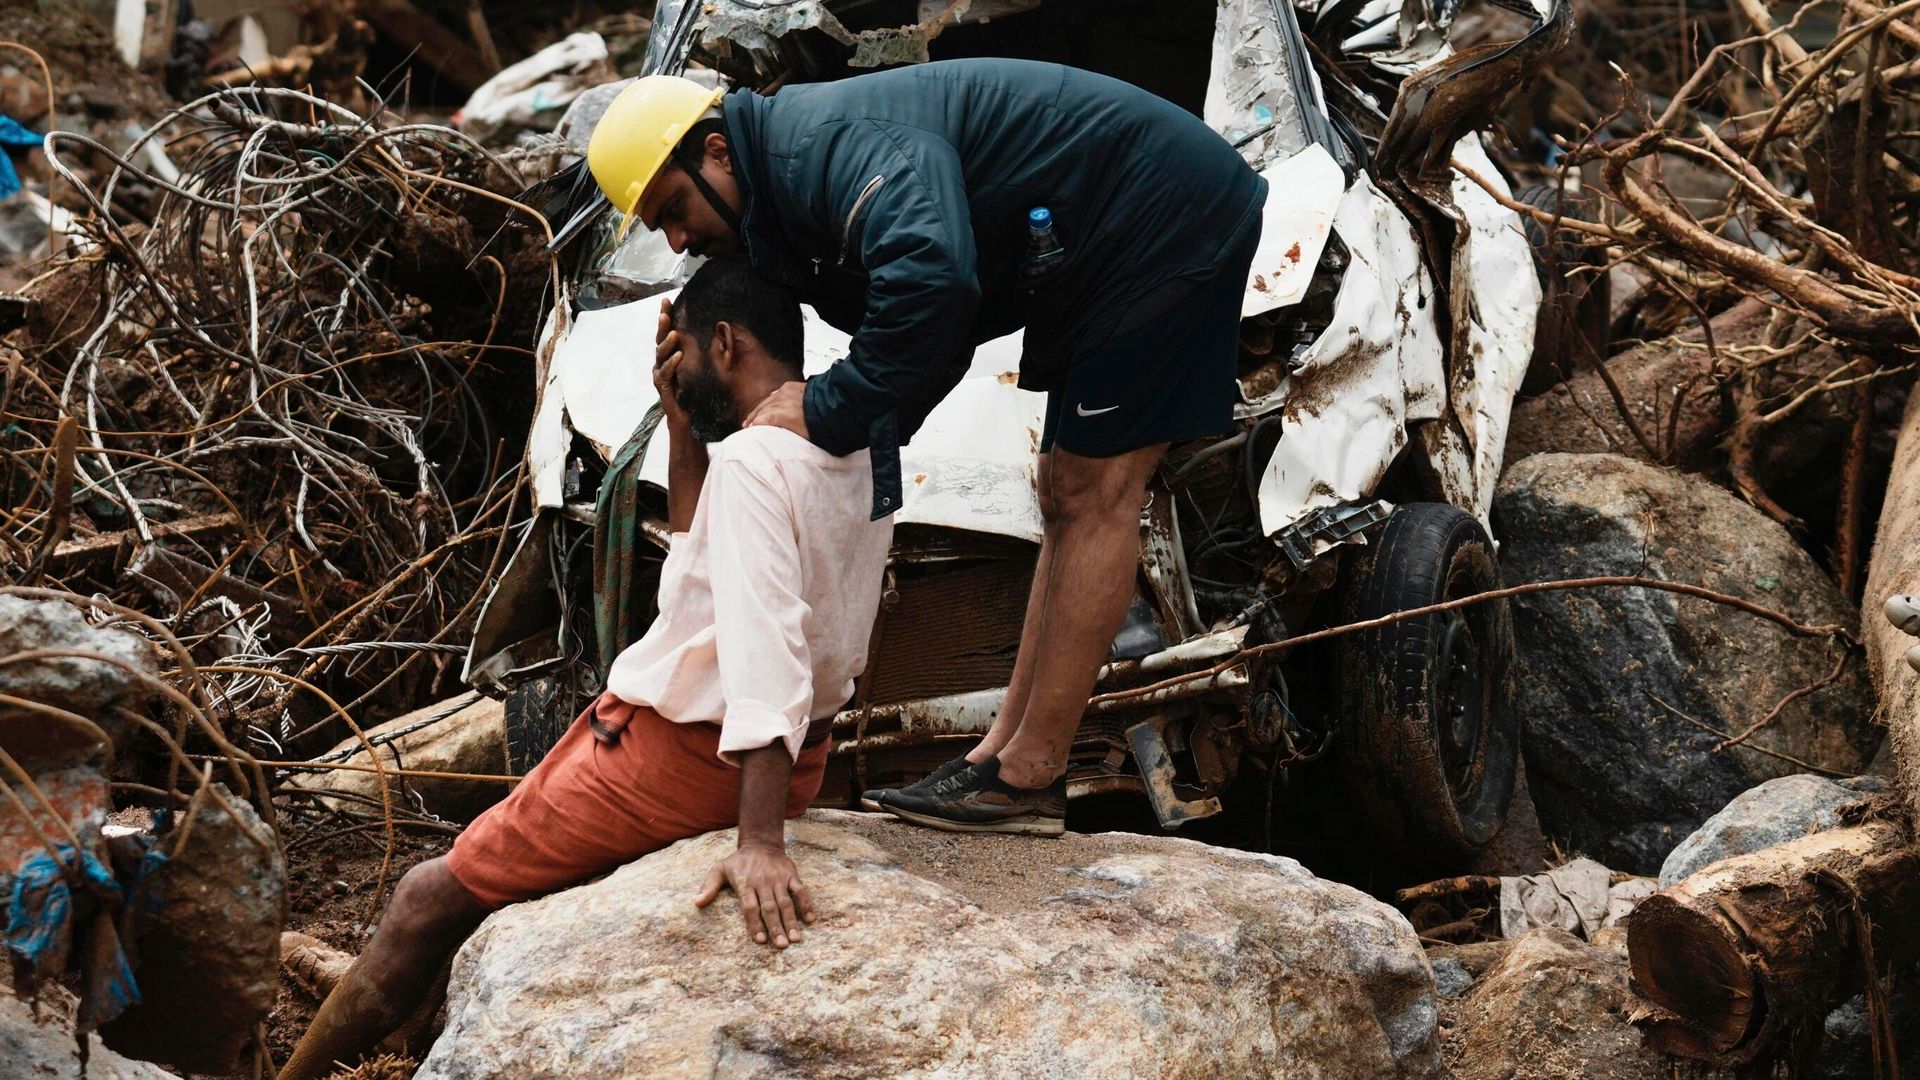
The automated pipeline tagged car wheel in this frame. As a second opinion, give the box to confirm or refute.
[503,673,587,774]
[1334,502,1518,867]
[1514,182,1611,395]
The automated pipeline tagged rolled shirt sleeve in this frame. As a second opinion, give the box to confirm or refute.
[703,453,817,764]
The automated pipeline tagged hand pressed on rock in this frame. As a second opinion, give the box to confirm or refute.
[695,841,815,949]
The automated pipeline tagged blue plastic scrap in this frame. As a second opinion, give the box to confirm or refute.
[0,116,47,201]
[8,844,115,968]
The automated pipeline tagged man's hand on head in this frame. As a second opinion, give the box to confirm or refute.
[743,381,809,441]
[655,297,691,430]
[694,840,815,949]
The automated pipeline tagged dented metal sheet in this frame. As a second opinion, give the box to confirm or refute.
[699,1,852,56]
[527,292,574,509]
[675,0,998,71]
[1241,144,1345,318]
[535,291,1047,541]
[1449,135,1540,522]
[1251,169,1445,538]
[1205,0,1314,167]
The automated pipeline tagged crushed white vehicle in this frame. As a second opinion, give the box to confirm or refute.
[470,0,1584,868]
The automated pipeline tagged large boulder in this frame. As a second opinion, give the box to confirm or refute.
[100,789,286,1074]
[1813,971,1920,1080]
[420,810,1441,1079]
[289,694,508,823]
[1442,929,1680,1080]
[1494,454,1878,873]
[0,594,156,772]
[1,986,172,1079]
[1659,773,1887,885]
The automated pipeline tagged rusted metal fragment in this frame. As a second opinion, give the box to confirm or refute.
[1088,666,1251,716]
[1127,715,1225,827]
[861,557,1031,706]
[1141,491,1201,641]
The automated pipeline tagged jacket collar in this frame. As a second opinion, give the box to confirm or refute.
[721,93,809,289]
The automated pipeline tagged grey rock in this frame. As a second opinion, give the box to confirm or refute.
[1431,956,1476,1000]
[1494,454,1878,874]
[100,787,286,1074]
[1443,929,1682,1080]
[421,810,1441,1079]
[1659,773,1887,886]
[0,595,156,772]
[0,985,172,1079]
[554,78,634,152]
[1814,973,1920,1080]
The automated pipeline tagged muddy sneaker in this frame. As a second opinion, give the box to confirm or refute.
[859,754,975,812]
[879,757,1066,836]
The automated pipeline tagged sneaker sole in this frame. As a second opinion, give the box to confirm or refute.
[858,796,883,812]
[883,804,1066,837]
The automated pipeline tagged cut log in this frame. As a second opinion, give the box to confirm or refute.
[1626,817,1920,1068]
[1864,383,1920,824]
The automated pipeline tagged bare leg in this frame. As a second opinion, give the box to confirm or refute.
[967,453,1056,764]
[994,444,1167,791]
[278,857,489,1080]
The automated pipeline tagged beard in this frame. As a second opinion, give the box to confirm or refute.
[675,364,739,444]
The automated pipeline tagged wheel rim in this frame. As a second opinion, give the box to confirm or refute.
[1432,583,1488,810]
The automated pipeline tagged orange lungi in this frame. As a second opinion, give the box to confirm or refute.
[445,691,830,909]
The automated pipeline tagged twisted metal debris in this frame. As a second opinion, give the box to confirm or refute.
[2,86,552,758]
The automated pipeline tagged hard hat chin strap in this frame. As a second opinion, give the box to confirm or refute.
[672,143,744,240]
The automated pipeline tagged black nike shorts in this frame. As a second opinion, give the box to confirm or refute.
[1039,223,1261,458]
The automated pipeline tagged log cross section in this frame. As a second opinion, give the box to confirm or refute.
[1626,818,1920,1068]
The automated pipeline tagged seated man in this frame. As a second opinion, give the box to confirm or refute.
[281,256,894,1080]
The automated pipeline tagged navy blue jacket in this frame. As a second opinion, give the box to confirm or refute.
[722,59,1265,518]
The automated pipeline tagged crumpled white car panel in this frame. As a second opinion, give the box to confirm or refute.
[1253,168,1446,538]
[1252,134,1539,538]
[1446,135,1541,524]
[1240,143,1345,319]
[533,291,1049,541]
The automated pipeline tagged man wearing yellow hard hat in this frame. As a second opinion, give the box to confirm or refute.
[591,59,1265,837]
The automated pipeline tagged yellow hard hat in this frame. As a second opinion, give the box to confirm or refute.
[586,75,726,241]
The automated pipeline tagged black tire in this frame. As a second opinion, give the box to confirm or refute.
[503,673,588,774]
[1514,182,1611,395]
[1335,502,1518,868]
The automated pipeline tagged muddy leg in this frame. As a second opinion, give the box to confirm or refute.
[278,857,488,1080]
[994,444,1166,790]
[968,452,1056,763]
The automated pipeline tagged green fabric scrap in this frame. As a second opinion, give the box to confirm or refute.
[592,404,665,676]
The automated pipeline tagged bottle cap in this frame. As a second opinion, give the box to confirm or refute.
[1028,207,1052,229]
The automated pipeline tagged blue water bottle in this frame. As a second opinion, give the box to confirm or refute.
[1020,207,1066,287]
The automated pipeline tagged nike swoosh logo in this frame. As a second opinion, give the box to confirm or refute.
[1075,403,1120,417]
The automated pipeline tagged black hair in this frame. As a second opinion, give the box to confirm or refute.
[674,117,727,164]
[669,256,805,376]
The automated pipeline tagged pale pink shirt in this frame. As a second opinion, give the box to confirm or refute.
[604,426,893,763]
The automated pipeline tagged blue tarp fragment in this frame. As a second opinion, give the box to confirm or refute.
[6,840,154,1027]
[0,116,47,201]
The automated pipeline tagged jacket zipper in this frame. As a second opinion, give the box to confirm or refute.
[836,173,888,268]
